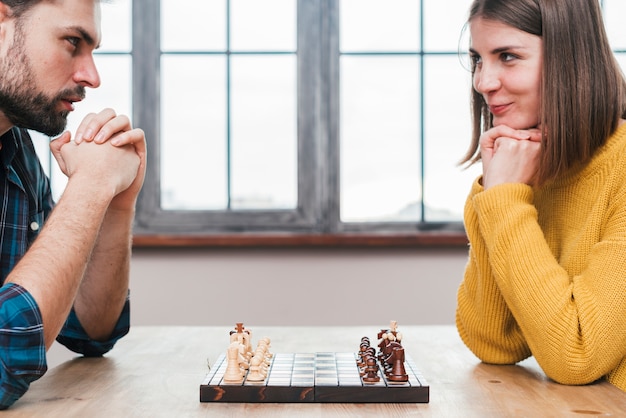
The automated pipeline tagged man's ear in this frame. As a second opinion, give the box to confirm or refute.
[0,2,16,45]
[0,2,11,22]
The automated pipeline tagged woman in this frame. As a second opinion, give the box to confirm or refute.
[456,0,626,391]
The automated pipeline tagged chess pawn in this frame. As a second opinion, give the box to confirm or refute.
[245,356,266,382]
[254,347,270,367]
[361,336,370,348]
[223,342,244,383]
[362,357,380,383]
[258,337,273,360]
[360,337,370,354]
[357,343,369,367]
[358,347,375,369]
[358,355,370,376]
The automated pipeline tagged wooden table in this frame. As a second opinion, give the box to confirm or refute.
[5,325,626,417]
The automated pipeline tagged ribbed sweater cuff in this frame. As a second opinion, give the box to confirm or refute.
[472,183,534,239]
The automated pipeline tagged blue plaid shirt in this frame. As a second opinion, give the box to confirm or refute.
[0,128,130,409]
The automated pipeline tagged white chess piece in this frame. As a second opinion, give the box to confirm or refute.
[223,342,244,383]
[246,356,266,382]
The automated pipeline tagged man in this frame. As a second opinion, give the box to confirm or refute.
[0,0,146,408]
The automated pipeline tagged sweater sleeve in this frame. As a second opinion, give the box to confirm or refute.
[466,181,626,386]
[456,177,531,365]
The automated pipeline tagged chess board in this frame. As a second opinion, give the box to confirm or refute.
[199,351,429,403]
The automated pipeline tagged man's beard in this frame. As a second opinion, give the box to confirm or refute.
[0,25,85,137]
[0,86,85,137]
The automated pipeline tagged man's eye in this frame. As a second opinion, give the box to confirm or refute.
[67,37,80,47]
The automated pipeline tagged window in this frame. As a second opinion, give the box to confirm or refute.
[133,0,480,240]
[34,1,626,244]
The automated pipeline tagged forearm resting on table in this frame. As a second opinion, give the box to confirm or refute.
[5,178,114,348]
[74,207,133,341]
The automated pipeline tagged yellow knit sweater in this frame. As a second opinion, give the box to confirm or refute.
[456,123,626,391]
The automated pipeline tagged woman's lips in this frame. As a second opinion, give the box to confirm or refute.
[489,103,511,115]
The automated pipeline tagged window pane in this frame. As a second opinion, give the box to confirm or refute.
[81,56,133,118]
[340,0,419,52]
[340,56,421,222]
[604,0,626,50]
[30,131,51,175]
[100,1,131,52]
[616,54,626,76]
[161,0,226,51]
[423,55,478,222]
[230,0,296,51]
[161,56,228,210]
[230,55,297,209]
[423,0,472,51]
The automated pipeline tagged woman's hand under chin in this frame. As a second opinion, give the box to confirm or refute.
[480,124,543,189]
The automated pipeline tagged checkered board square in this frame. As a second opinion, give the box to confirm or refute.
[199,352,429,403]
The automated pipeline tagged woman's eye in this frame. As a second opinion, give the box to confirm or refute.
[501,52,517,62]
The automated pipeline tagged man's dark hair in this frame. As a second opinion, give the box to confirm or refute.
[0,1,40,17]
[1,0,107,17]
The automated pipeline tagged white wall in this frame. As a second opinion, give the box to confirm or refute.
[47,247,468,366]
[129,247,468,327]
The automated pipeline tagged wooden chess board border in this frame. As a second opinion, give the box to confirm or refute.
[199,352,429,403]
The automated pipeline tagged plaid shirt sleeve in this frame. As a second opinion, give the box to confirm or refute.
[56,292,130,357]
[0,286,129,410]
[0,283,46,410]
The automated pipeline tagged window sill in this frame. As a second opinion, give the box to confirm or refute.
[131,232,469,248]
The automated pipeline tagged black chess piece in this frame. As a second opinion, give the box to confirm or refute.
[387,346,409,382]
[362,357,380,383]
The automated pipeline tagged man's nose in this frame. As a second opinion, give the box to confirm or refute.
[73,54,101,89]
